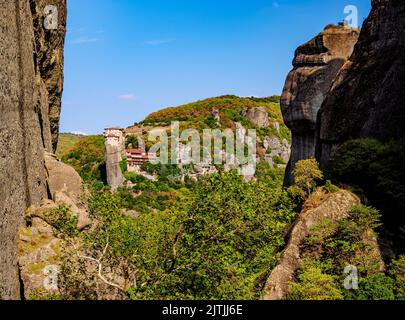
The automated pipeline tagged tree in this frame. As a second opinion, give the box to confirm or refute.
[288,259,343,300]
[344,275,395,300]
[289,159,324,200]
[169,171,297,299]
[390,255,405,300]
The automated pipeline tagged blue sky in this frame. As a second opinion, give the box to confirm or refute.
[61,0,371,134]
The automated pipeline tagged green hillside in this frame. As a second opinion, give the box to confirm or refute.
[56,133,84,158]
[57,134,106,188]
[141,95,290,142]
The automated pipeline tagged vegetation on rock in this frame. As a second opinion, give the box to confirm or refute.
[58,134,106,188]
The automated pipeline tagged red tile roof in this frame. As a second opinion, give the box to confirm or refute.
[127,149,146,153]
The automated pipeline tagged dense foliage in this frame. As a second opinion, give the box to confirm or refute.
[59,169,297,300]
[58,135,106,188]
[141,95,291,142]
[289,204,404,300]
[288,158,324,201]
[328,138,405,241]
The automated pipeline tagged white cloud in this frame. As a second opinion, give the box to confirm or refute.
[118,94,137,101]
[144,38,175,46]
[70,37,99,45]
[69,131,88,136]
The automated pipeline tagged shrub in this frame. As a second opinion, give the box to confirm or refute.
[59,135,106,185]
[289,159,323,200]
[390,255,405,300]
[119,158,128,174]
[344,275,395,300]
[45,205,79,237]
[329,139,405,239]
[325,180,339,193]
[288,259,343,300]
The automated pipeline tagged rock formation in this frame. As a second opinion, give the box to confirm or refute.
[263,189,383,300]
[104,128,125,190]
[281,24,359,186]
[316,0,405,169]
[242,107,270,128]
[0,0,66,299]
[30,0,67,152]
[263,137,291,164]
[19,156,91,298]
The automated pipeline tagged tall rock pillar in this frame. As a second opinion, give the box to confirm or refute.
[104,128,125,190]
[281,24,359,186]
[317,0,405,169]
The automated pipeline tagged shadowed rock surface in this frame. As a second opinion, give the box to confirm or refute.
[281,24,359,186]
[317,0,405,169]
[30,0,67,152]
[0,0,66,299]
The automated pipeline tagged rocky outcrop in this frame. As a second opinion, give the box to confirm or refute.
[281,24,359,186]
[316,0,405,169]
[18,216,63,299]
[30,0,67,152]
[242,107,270,128]
[19,155,91,298]
[263,137,291,164]
[44,153,83,203]
[104,128,125,190]
[0,0,66,299]
[263,189,361,300]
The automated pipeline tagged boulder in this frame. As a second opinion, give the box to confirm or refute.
[242,107,269,128]
[44,153,83,203]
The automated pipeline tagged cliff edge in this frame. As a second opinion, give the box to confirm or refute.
[281,24,359,186]
[0,0,66,299]
[317,0,405,168]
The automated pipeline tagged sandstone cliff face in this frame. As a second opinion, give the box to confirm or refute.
[30,0,67,152]
[317,0,405,169]
[281,25,359,186]
[0,0,66,299]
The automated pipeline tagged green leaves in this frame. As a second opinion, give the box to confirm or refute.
[171,171,297,299]
[59,135,106,185]
[344,275,396,300]
[329,139,405,236]
[288,259,344,300]
[291,159,324,199]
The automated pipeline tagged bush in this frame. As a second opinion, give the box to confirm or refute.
[329,139,405,240]
[119,158,128,174]
[45,205,79,237]
[288,259,343,300]
[390,255,405,300]
[289,159,323,200]
[59,135,106,185]
[304,205,382,276]
[171,171,297,299]
[344,275,395,300]
[325,180,339,193]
